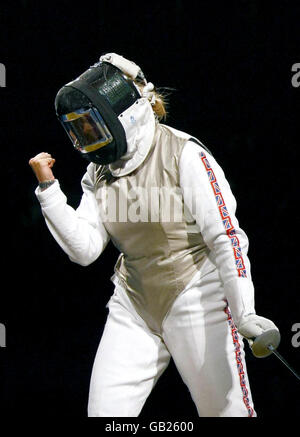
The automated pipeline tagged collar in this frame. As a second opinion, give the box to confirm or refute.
[109,98,156,177]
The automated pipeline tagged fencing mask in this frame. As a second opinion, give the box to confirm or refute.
[55,53,149,165]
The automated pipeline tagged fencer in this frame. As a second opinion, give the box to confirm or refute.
[29,53,280,417]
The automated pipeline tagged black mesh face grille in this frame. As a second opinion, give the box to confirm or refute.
[94,69,139,115]
[61,62,140,116]
[80,62,139,115]
[55,86,90,115]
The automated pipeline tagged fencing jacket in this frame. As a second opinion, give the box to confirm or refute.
[35,123,255,334]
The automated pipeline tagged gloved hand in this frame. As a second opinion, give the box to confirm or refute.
[238,314,280,358]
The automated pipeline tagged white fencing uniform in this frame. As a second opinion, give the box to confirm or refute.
[88,272,255,417]
[35,123,256,417]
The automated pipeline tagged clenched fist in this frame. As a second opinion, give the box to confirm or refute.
[29,152,56,183]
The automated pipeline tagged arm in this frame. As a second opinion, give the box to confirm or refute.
[179,141,278,339]
[30,153,110,266]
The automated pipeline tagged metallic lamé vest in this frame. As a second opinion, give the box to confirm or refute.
[94,124,209,334]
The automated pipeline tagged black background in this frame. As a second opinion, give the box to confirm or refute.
[0,0,299,420]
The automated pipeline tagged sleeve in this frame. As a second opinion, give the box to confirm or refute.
[35,163,110,266]
[179,140,255,326]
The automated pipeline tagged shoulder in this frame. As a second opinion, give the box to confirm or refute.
[158,124,211,162]
[158,123,191,142]
[159,124,209,152]
[155,124,191,158]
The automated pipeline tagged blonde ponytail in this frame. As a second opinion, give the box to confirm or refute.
[134,81,169,121]
[151,89,168,121]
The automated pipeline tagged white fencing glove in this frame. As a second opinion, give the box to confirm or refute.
[238,314,280,358]
[223,280,280,357]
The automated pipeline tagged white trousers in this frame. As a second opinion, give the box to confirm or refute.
[88,269,256,417]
